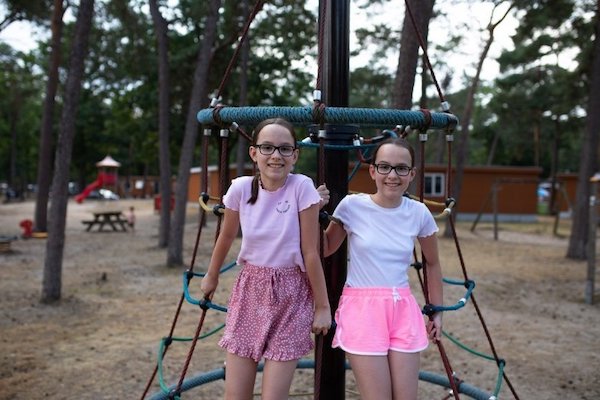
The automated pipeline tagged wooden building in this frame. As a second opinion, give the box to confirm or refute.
[187,163,577,219]
[188,164,254,203]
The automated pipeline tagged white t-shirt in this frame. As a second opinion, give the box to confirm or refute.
[333,193,439,288]
[224,174,321,271]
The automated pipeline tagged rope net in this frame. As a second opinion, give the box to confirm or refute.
[140,0,520,399]
[140,132,517,400]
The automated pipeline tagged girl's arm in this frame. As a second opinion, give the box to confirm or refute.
[322,220,347,257]
[200,208,240,300]
[419,233,443,341]
[300,203,332,335]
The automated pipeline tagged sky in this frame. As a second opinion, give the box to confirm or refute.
[0,1,519,90]
[312,0,519,86]
[1,19,43,51]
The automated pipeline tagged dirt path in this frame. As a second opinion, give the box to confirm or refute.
[1,199,599,399]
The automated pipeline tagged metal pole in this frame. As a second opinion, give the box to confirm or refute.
[315,1,350,399]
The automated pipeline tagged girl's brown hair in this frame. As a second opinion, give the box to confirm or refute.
[247,118,297,204]
[370,137,415,168]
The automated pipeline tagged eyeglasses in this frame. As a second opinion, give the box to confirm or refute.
[254,144,296,157]
[373,164,412,176]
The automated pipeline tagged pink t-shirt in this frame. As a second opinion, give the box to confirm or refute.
[223,174,321,271]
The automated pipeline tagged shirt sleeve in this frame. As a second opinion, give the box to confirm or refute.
[418,202,439,238]
[296,175,321,212]
[223,177,245,211]
[332,195,352,235]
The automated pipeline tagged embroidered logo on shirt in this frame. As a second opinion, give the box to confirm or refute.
[276,200,291,213]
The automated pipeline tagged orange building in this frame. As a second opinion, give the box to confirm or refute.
[187,163,577,219]
[347,163,544,218]
[188,164,255,203]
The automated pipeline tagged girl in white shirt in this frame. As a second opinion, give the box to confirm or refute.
[323,137,443,400]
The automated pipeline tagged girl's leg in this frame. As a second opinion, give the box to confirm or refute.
[260,359,298,400]
[347,353,392,400]
[388,350,420,400]
[224,352,258,400]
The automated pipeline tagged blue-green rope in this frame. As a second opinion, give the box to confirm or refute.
[197,106,458,130]
[182,261,236,311]
[297,140,378,150]
[348,160,363,183]
[149,359,493,400]
[156,325,226,399]
[182,272,228,311]
[156,336,190,396]
[442,330,505,398]
[424,278,476,314]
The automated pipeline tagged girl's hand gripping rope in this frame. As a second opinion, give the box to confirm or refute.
[316,184,330,209]
[312,306,332,336]
[200,273,219,301]
[426,312,443,342]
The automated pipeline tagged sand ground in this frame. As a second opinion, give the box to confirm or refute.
[1,198,599,400]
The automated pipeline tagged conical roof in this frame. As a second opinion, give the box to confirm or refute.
[96,155,121,168]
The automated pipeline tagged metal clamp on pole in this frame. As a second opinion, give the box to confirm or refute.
[306,124,360,144]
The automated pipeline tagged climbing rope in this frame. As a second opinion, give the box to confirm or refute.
[140,127,214,400]
[141,0,520,397]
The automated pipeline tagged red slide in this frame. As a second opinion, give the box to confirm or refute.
[75,176,103,203]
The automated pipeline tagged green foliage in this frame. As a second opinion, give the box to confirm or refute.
[0,0,596,188]
[349,66,394,108]
[0,0,54,29]
[234,0,317,106]
[484,0,593,176]
[0,43,44,185]
[212,0,319,170]
[353,24,399,65]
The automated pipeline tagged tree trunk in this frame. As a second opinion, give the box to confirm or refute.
[8,94,19,192]
[236,0,250,178]
[392,0,434,110]
[486,130,500,165]
[567,1,600,259]
[167,0,221,267]
[41,0,95,303]
[149,0,172,248]
[444,4,513,237]
[34,0,64,233]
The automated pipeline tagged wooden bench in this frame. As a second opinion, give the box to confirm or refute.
[0,236,16,253]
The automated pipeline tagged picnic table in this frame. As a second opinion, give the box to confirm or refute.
[0,236,17,253]
[82,211,128,232]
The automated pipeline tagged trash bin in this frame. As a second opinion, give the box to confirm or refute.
[19,219,33,238]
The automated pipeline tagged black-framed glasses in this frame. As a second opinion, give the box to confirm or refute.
[373,163,412,176]
[254,144,296,157]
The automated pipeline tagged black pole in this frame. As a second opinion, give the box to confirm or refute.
[323,1,350,107]
[315,1,351,399]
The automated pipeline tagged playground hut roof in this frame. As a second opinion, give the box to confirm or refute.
[96,155,121,168]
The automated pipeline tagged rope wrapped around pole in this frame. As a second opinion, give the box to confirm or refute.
[197,106,458,131]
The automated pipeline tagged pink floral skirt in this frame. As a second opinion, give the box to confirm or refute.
[219,263,314,362]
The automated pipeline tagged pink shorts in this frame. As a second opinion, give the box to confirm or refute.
[332,286,429,355]
[219,264,314,362]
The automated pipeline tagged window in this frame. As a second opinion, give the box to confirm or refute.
[424,173,445,197]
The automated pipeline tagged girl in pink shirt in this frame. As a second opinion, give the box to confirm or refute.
[201,118,331,399]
